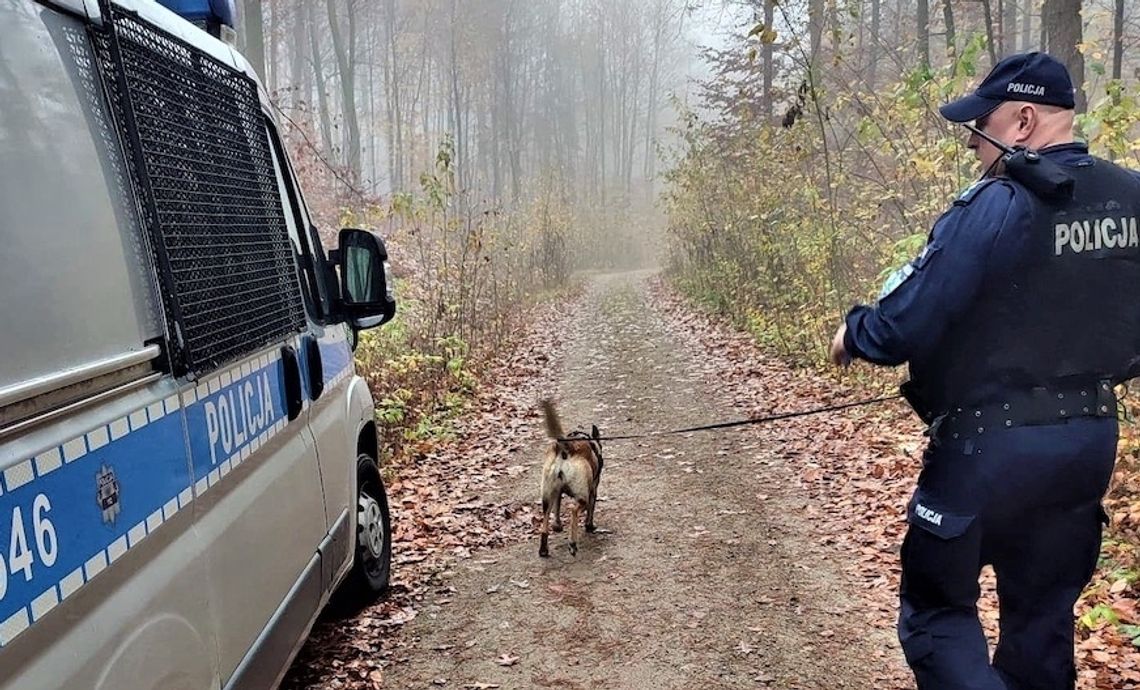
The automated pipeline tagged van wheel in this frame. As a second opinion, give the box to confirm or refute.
[350,453,391,598]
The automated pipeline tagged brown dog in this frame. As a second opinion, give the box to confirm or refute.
[539,400,603,557]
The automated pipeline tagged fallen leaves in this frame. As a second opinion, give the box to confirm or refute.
[283,277,1140,689]
[282,293,581,689]
[652,278,1140,689]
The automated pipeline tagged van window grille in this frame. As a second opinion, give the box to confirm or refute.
[90,7,305,377]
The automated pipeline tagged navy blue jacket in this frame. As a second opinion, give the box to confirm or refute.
[845,143,1140,411]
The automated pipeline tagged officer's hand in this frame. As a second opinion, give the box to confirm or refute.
[830,324,852,367]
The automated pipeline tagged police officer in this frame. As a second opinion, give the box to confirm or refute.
[830,52,1140,689]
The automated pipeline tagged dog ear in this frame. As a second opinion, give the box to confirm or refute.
[591,424,600,440]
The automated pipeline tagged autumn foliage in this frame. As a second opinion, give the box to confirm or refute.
[663,27,1140,686]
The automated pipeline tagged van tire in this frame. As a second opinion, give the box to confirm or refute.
[350,453,392,598]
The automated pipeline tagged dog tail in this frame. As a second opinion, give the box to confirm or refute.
[541,399,564,440]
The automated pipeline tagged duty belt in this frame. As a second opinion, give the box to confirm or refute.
[930,380,1117,442]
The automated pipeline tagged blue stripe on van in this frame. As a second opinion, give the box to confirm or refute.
[0,402,189,645]
[0,344,331,647]
[319,336,352,388]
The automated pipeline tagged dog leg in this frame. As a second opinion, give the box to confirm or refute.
[586,450,602,532]
[569,501,582,556]
[539,497,551,558]
[552,492,563,533]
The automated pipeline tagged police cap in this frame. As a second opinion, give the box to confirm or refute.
[939,51,1076,123]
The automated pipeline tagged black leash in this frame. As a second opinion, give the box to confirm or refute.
[563,394,903,443]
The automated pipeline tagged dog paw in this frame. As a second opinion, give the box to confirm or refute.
[552,523,563,533]
[569,542,577,556]
[539,546,550,558]
[585,523,597,533]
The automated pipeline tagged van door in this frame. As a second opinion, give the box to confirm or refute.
[182,344,326,688]
[262,125,358,590]
[82,5,329,685]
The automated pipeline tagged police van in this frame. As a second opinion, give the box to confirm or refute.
[0,0,396,687]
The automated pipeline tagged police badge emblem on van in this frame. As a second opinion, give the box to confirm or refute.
[96,465,121,526]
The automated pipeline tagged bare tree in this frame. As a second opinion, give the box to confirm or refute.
[809,0,825,68]
[261,0,687,209]
[1022,0,1032,51]
[380,0,405,191]
[943,0,956,61]
[307,1,335,159]
[917,0,930,68]
[289,0,309,109]
[1002,0,1018,57]
[764,0,777,113]
[242,0,266,80]
[1114,0,1125,80]
[1043,0,1085,111]
[446,0,467,192]
[326,0,360,180]
[982,0,998,65]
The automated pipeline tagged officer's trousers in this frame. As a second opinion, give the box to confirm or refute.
[898,417,1117,690]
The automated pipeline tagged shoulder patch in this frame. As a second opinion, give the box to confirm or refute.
[954,177,1001,206]
[877,263,914,300]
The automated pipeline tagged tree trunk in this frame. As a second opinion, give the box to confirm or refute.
[382,0,403,191]
[943,0,956,61]
[764,0,776,114]
[367,9,377,188]
[644,0,667,177]
[982,0,998,66]
[266,0,278,95]
[1043,0,1086,111]
[916,0,930,68]
[307,2,335,160]
[1022,0,1032,50]
[290,0,308,109]
[496,2,524,203]
[623,31,641,194]
[418,11,430,181]
[326,0,361,181]
[809,0,825,68]
[1002,0,1018,57]
[1113,0,1124,80]
[492,87,502,200]
[597,2,606,205]
[449,0,466,193]
[242,0,266,81]
[895,0,902,47]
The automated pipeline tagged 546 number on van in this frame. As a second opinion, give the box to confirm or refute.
[0,494,58,601]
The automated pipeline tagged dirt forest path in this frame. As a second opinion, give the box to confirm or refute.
[361,271,906,689]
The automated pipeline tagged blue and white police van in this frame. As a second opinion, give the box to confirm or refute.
[0,1,396,687]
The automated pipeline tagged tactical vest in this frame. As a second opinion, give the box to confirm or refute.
[916,157,1140,411]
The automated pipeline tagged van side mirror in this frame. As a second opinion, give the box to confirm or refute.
[334,228,396,330]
